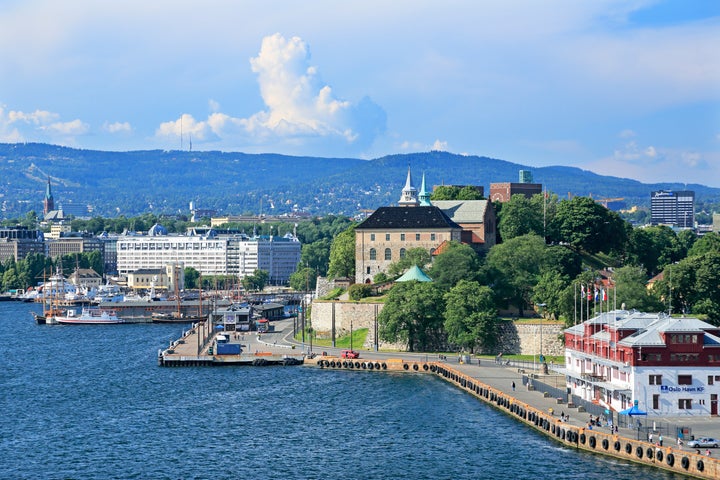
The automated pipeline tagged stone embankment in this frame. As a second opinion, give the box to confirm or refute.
[308,356,718,480]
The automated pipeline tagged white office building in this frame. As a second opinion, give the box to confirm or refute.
[116,225,301,284]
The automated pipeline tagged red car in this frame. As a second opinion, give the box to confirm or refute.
[341,349,360,359]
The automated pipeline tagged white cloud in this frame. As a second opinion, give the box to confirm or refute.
[103,121,132,134]
[45,119,88,135]
[431,140,448,151]
[619,129,636,139]
[155,34,386,153]
[0,105,88,144]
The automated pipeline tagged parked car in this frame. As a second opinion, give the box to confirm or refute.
[341,349,360,359]
[687,437,719,448]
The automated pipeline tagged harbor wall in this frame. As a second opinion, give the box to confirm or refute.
[430,364,718,480]
[310,300,565,355]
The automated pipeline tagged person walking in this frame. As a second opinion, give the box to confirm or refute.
[511,381,516,391]
[648,432,653,443]
[658,434,663,446]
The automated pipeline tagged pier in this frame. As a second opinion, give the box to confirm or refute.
[158,317,304,367]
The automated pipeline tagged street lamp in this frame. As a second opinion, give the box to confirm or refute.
[538,303,547,367]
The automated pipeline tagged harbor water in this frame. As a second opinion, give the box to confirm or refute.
[1,302,682,479]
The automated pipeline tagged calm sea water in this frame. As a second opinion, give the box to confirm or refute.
[0,302,682,480]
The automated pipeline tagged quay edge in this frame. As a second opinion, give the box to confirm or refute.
[307,357,719,480]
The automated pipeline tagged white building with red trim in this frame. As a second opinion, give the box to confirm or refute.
[563,310,720,417]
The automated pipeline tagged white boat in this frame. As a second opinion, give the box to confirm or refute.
[55,307,124,325]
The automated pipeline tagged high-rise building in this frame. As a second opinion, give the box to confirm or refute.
[650,190,695,228]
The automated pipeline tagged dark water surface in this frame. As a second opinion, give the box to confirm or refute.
[0,302,684,479]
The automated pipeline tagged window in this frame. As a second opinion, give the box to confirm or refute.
[678,399,692,410]
[384,248,391,260]
[370,233,375,241]
[709,376,714,386]
[415,233,421,241]
[678,375,693,385]
[652,394,659,410]
[385,233,390,241]
[649,374,662,385]
[399,248,406,258]
[400,233,405,241]
[369,248,376,260]
[430,233,436,241]
[366,266,370,274]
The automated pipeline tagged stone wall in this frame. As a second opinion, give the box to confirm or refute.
[310,300,565,354]
[495,321,565,357]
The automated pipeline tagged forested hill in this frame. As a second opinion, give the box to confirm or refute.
[1,143,718,218]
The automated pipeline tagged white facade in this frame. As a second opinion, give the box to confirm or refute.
[116,231,301,285]
[563,310,720,417]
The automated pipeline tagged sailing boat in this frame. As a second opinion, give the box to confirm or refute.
[152,266,204,323]
[32,268,65,325]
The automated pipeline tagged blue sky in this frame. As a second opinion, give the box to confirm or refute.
[1,0,718,186]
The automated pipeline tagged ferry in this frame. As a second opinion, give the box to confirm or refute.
[56,307,124,325]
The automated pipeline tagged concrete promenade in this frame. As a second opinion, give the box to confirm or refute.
[450,359,720,446]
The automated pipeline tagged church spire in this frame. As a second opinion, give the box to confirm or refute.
[43,176,54,215]
[419,171,432,206]
[398,165,419,206]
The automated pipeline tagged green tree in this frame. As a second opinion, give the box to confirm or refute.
[184,267,200,289]
[348,283,372,301]
[484,234,546,316]
[429,241,482,291]
[444,280,498,353]
[613,265,662,312]
[387,247,431,278]
[300,238,331,276]
[289,266,316,291]
[497,194,543,241]
[430,185,483,200]
[327,225,356,279]
[378,281,445,352]
[241,269,269,292]
[551,196,628,254]
[373,272,389,283]
[687,232,720,257]
[531,271,568,321]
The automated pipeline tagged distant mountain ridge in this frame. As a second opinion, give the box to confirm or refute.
[0,143,717,218]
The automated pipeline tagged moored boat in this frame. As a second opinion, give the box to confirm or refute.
[56,307,124,325]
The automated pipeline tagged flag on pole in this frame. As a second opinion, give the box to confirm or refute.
[602,288,607,301]
[587,285,592,300]
[594,286,599,302]
[581,285,585,297]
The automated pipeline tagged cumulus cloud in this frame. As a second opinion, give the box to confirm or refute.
[103,121,132,134]
[154,33,386,153]
[0,104,88,144]
[431,140,448,151]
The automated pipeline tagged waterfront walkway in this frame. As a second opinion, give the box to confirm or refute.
[449,359,720,446]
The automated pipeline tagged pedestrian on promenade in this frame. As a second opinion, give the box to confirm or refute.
[648,433,653,443]
[677,437,683,448]
[706,449,711,456]
[658,434,663,446]
[512,381,516,391]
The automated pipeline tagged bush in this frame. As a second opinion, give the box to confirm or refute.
[348,283,373,301]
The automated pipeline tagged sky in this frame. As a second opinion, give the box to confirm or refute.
[1,0,719,186]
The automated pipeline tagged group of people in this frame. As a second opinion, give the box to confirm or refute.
[648,432,663,447]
